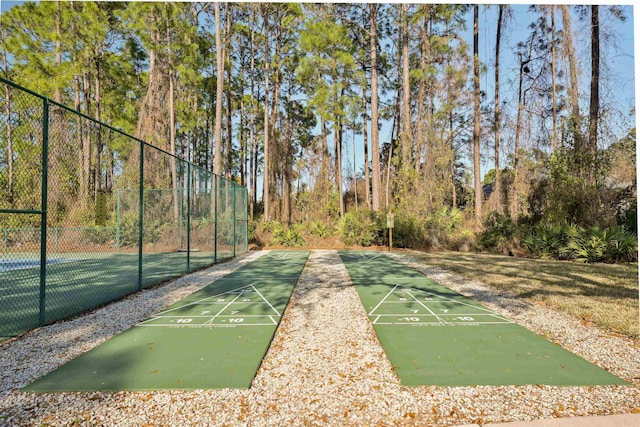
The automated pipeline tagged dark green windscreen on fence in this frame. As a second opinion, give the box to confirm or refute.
[0,77,249,340]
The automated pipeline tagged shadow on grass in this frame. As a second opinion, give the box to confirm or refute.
[405,250,639,338]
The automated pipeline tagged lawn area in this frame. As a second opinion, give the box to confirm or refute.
[405,250,639,339]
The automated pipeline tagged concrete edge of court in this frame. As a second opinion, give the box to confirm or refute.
[456,413,640,427]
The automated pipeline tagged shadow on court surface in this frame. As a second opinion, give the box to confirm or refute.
[22,251,310,392]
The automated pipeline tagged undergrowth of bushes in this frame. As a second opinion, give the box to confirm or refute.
[477,212,637,263]
[250,209,637,264]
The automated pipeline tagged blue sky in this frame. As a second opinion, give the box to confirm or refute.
[1,1,636,190]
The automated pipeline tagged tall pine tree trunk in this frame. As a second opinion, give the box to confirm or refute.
[83,71,92,196]
[561,5,582,172]
[337,119,344,218]
[225,6,233,180]
[362,87,370,209]
[93,54,103,201]
[262,24,271,220]
[73,76,87,208]
[48,1,65,222]
[369,4,382,212]
[2,53,13,206]
[512,54,527,219]
[415,6,430,176]
[248,6,257,220]
[225,53,233,180]
[494,5,504,214]
[213,2,224,177]
[589,5,600,186]
[336,87,344,218]
[400,3,412,176]
[473,5,482,222]
[550,6,558,151]
[168,69,179,222]
[320,118,329,207]
[239,89,246,187]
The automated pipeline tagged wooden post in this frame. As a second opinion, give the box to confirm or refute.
[387,212,394,252]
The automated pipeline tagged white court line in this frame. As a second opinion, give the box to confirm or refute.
[154,284,255,316]
[139,323,277,327]
[405,288,447,325]
[421,289,500,314]
[370,313,512,318]
[367,284,515,325]
[370,314,513,326]
[250,285,281,316]
[204,292,244,325]
[386,284,501,315]
[145,315,273,318]
[138,283,288,328]
[372,321,514,326]
[368,284,400,316]
[381,300,447,303]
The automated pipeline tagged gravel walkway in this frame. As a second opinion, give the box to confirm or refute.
[1,249,638,426]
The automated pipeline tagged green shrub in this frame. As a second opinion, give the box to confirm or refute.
[258,219,283,234]
[338,210,382,246]
[272,224,306,247]
[565,226,608,263]
[565,226,637,263]
[118,215,167,247]
[307,221,331,237]
[249,219,284,247]
[477,212,517,253]
[82,227,116,245]
[392,215,424,248]
[522,223,565,259]
[248,220,258,244]
[521,223,637,263]
[606,226,638,262]
[424,206,463,249]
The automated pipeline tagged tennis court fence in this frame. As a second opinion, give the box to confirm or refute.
[0,77,248,339]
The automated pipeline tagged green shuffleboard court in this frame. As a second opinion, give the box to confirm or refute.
[339,251,629,387]
[23,250,309,392]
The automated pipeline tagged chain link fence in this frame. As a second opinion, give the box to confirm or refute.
[0,77,248,340]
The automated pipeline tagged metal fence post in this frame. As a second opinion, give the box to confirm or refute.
[116,189,121,253]
[39,98,49,327]
[138,143,144,291]
[245,187,249,254]
[186,162,191,272]
[232,184,236,258]
[214,175,218,264]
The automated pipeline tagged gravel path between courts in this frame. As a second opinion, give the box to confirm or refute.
[1,249,639,426]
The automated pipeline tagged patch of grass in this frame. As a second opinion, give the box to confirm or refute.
[406,250,639,338]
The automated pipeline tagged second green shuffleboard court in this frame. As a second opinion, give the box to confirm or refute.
[23,250,310,392]
[339,251,629,387]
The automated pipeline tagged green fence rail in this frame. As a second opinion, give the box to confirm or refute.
[0,77,248,340]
